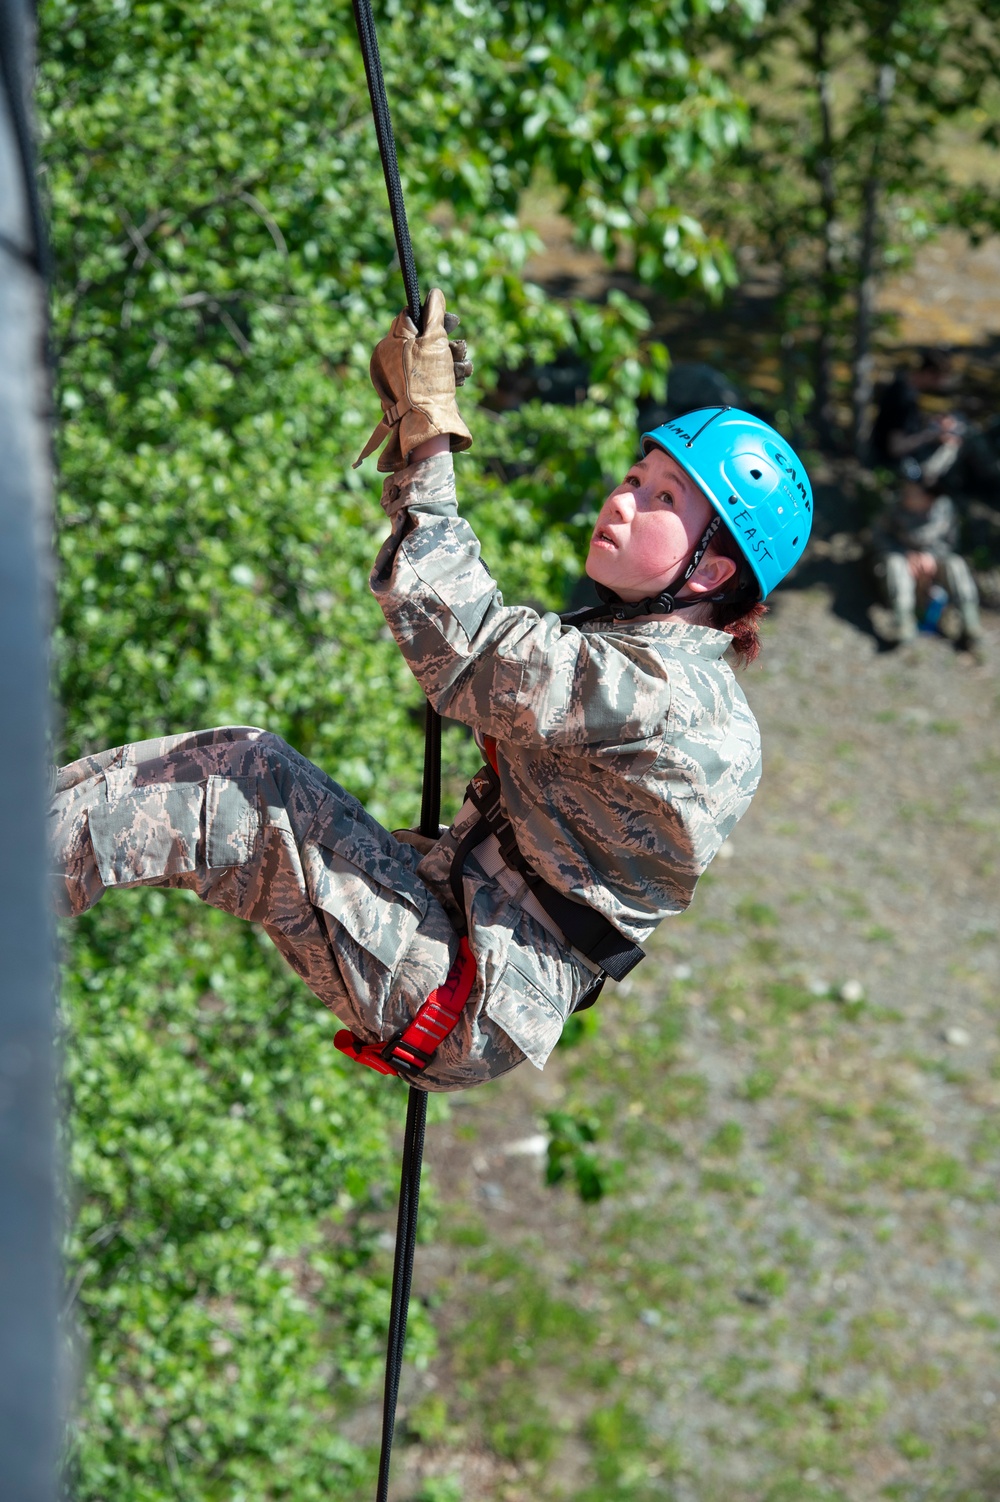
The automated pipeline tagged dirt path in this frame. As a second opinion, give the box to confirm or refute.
[372,590,999,1502]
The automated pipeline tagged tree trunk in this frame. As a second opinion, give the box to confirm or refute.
[813,14,839,449]
[852,61,896,459]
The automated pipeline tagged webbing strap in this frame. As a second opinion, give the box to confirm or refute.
[350,5,438,1500]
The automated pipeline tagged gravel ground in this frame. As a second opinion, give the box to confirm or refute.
[357,575,1000,1502]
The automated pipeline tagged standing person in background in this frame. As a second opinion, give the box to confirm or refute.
[873,456,983,655]
[870,350,961,476]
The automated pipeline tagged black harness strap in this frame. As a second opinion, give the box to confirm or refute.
[450,763,645,983]
[350,6,436,1500]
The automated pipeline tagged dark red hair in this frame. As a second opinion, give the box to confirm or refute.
[710,598,767,667]
[705,526,767,666]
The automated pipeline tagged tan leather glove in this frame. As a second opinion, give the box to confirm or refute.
[354,288,474,473]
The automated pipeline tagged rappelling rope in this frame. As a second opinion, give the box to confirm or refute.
[351,0,420,328]
[350,4,439,1498]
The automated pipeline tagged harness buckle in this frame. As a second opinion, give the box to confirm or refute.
[380,1034,435,1074]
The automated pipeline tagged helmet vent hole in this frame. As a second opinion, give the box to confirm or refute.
[792,536,799,546]
[750,468,762,479]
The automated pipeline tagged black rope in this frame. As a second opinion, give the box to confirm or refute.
[420,696,442,837]
[351,0,421,328]
[350,6,437,1499]
[351,0,441,843]
[375,1086,427,1502]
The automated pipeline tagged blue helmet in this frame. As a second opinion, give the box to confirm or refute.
[641,408,813,600]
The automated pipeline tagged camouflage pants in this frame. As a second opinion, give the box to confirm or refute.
[50,726,527,1091]
[880,550,981,640]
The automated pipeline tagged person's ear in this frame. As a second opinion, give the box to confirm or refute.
[684,552,738,596]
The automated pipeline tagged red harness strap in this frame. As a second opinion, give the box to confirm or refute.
[334,936,477,1078]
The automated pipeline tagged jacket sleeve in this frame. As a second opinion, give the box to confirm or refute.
[367,452,671,754]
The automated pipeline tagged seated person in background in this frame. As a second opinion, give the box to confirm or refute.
[873,456,982,653]
[870,349,961,474]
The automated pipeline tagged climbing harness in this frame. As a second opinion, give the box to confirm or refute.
[448,762,645,984]
[334,938,477,1077]
[349,5,438,1498]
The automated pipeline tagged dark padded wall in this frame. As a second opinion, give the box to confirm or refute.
[0,1,57,1496]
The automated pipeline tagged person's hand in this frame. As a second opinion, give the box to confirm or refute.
[354,288,473,473]
[906,550,938,586]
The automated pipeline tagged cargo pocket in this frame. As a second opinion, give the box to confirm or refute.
[205,775,259,867]
[303,797,428,972]
[89,782,204,887]
[485,957,565,1070]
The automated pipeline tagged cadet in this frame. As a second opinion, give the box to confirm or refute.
[51,292,813,1092]
[873,455,982,652]
[870,349,960,473]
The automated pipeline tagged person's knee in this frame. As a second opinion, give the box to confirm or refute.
[942,554,977,600]
[883,554,912,601]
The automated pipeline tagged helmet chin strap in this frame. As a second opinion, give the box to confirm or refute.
[593,514,723,622]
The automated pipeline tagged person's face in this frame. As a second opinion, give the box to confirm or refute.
[913,365,949,393]
[586,445,734,604]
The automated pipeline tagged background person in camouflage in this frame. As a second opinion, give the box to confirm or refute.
[872,456,982,651]
[50,291,809,1091]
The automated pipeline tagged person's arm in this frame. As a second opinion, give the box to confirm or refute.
[369,452,672,755]
[361,293,670,755]
[410,434,450,463]
[920,436,961,488]
[887,424,941,459]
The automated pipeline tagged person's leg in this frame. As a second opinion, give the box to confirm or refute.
[939,552,982,644]
[50,726,527,1090]
[51,725,441,1022]
[882,551,918,642]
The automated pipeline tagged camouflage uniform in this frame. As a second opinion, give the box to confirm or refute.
[51,452,762,1091]
[873,492,981,641]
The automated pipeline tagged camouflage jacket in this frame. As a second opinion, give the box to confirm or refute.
[870,495,960,561]
[874,494,958,557]
[369,453,762,965]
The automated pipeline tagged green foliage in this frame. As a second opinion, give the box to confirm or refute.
[544,1108,619,1201]
[579,1401,674,1500]
[413,1476,463,1502]
[701,0,1000,438]
[61,892,419,1498]
[40,0,752,1493]
[707,1118,745,1156]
